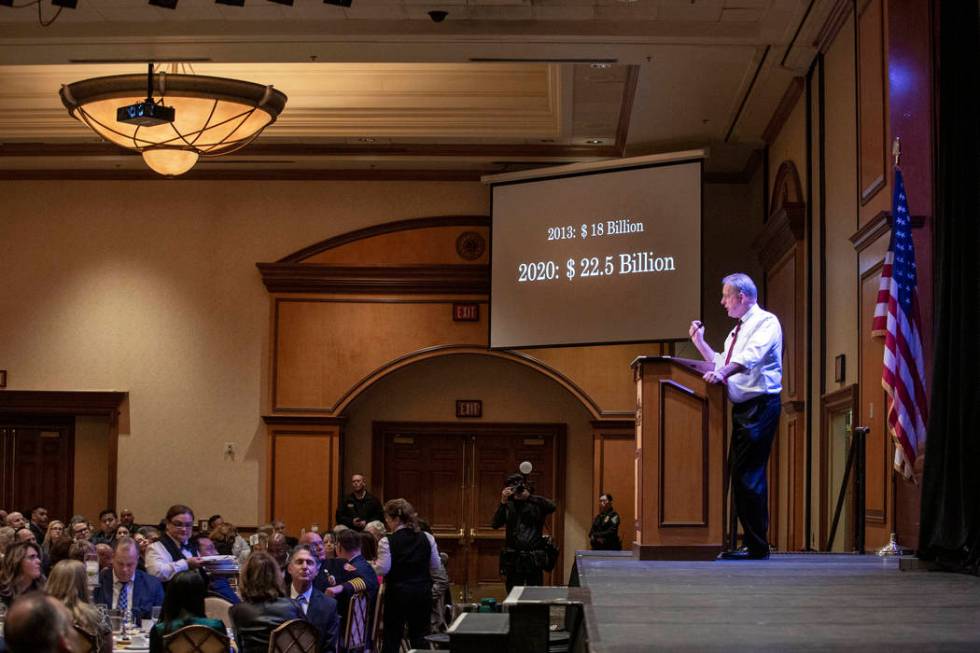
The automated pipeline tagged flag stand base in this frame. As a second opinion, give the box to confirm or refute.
[877,532,903,557]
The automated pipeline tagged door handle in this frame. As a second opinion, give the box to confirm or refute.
[457,527,465,537]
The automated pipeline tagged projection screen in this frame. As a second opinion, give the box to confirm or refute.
[488,151,703,349]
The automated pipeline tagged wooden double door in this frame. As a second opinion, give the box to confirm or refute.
[372,422,565,602]
[0,417,74,522]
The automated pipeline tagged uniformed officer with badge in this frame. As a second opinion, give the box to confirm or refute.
[588,493,621,550]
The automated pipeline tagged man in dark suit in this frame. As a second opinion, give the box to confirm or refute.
[92,537,164,619]
[287,545,339,652]
[28,506,49,544]
[326,529,379,648]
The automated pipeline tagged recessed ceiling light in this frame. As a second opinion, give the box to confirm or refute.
[590,63,612,70]
[586,139,605,145]
[358,138,377,143]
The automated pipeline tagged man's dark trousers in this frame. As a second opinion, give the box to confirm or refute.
[730,393,781,555]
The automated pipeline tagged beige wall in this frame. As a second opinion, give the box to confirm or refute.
[0,179,488,527]
[342,353,594,580]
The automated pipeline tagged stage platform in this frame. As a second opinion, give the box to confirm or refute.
[573,551,980,652]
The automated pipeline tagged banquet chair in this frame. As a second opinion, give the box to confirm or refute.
[268,618,318,653]
[340,591,369,653]
[204,596,234,630]
[161,623,230,653]
[71,625,98,653]
[370,582,385,650]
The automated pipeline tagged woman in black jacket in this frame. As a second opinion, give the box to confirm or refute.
[375,499,441,653]
[229,551,304,653]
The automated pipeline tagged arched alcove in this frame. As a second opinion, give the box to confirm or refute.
[342,351,595,593]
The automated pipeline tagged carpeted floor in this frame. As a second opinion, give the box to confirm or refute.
[575,553,980,652]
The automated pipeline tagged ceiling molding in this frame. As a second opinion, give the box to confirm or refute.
[277,215,489,264]
[814,0,854,54]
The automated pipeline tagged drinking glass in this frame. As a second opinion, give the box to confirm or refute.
[108,609,123,634]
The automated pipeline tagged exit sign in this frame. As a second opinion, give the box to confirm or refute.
[453,303,480,322]
[456,400,482,418]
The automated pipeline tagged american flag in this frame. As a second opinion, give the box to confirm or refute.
[872,167,928,480]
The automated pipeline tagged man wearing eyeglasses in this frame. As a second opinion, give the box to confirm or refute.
[144,504,205,583]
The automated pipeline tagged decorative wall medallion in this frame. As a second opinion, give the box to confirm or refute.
[456,231,486,261]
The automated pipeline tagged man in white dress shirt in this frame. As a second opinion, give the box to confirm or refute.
[690,272,783,560]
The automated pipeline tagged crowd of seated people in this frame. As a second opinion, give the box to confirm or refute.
[0,487,455,653]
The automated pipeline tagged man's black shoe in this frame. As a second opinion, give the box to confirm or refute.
[718,550,769,560]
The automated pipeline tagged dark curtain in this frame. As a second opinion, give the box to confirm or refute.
[917,0,980,573]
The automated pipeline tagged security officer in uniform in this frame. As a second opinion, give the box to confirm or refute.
[588,493,621,550]
[491,473,556,592]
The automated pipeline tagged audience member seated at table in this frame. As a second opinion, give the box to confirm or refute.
[68,516,93,542]
[325,528,379,635]
[95,543,113,571]
[286,545,339,652]
[295,531,332,592]
[91,511,118,546]
[207,515,251,565]
[229,551,303,653]
[364,521,387,543]
[322,531,338,560]
[0,541,45,606]
[359,531,378,566]
[4,512,25,531]
[12,528,35,546]
[0,526,16,557]
[190,533,239,605]
[145,505,205,584]
[68,539,96,563]
[93,537,164,619]
[134,526,160,572]
[42,520,66,555]
[28,506,49,544]
[46,560,112,653]
[2,591,77,653]
[267,533,290,571]
[150,570,226,653]
[113,524,131,544]
[46,536,74,570]
[118,509,139,533]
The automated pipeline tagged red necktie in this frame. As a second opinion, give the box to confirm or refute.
[724,320,742,365]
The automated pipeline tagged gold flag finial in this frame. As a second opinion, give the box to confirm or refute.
[892,137,901,167]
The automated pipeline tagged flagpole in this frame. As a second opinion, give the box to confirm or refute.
[877,136,904,558]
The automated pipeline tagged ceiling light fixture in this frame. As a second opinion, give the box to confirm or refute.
[60,64,287,177]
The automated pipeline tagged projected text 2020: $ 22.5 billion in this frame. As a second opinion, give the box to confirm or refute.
[516,252,676,283]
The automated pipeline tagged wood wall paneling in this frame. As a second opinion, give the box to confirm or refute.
[658,383,708,528]
[859,264,891,544]
[268,423,341,532]
[274,298,487,412]
[857,0,888,210]
[592,421,635,550]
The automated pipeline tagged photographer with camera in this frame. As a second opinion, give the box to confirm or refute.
[490,471,556,591]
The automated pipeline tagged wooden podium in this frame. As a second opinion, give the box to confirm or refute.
[630,356,728,560]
